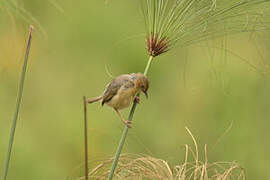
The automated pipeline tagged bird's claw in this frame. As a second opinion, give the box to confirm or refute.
[134,96,140,104]
[123,120,132,128]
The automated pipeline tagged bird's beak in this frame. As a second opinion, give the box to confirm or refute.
[143,91,148,99]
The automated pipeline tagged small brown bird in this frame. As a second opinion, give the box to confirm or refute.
[88,73,149,127]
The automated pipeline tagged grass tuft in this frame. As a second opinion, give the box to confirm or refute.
[78,127,245,180]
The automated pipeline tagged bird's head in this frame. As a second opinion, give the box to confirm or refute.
[134,73,149,98]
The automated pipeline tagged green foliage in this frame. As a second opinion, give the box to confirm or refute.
[142,0,270,49]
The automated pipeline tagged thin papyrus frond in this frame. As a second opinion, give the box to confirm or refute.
[141,0,270,56]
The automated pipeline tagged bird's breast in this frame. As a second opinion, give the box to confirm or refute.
[106,86,138,110]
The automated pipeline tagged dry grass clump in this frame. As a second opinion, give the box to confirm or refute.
[77,128,245,180]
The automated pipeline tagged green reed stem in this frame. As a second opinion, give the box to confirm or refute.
[107,56,153,180]
[2,25,34,180]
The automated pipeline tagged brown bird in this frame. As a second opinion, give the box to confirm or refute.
[87,73,149,127]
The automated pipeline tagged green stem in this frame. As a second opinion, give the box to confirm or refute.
[107,56,153,180]
[2,25,34,180]
[143,56,153,75]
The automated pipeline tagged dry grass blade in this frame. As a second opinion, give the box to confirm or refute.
[77,128,245,180]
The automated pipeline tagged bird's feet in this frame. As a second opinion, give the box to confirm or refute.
[134,96,140,104]
[122,119,132,128]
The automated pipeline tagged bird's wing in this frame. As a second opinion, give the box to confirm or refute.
[102,74,134,105]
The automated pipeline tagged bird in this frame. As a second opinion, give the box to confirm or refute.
[87,73,149,128]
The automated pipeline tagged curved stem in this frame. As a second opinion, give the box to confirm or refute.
[107,56,153,180]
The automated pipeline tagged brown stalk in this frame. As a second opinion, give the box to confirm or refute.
[83,96,88,180]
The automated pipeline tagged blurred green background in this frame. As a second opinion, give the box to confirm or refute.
[1,0,270,179]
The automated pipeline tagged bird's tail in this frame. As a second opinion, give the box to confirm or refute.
[88,96,103,104]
